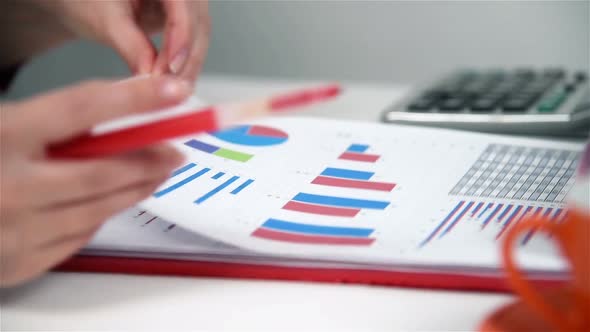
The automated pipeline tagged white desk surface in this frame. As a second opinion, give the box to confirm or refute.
[1,75,513,331]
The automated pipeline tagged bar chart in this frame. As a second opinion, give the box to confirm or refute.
[420,200,566,247]
[338,144,380,163]
[311,167,396,192]
[251,218,376,245]
[251,142,393,246]
[282,193,390,217]
[153,162,255,204]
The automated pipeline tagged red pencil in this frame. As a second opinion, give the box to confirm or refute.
[48,84,341,159]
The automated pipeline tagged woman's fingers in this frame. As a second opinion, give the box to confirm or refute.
[1,176,163,287]
[153,0,210,81]
[30,177,166,248]
[16,75,191,146]
[180,3,210,81]
[104,14,157,75]
[5,222,102,288]
[152,0,191,76]
[29,144,183,209]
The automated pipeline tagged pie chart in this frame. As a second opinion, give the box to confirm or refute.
[211,125,289,146]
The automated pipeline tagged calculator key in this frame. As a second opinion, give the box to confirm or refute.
[564,83,576,93]
[537,92,567,113]
[408,98,435,111]
[509,92,541,104]
[543,68,565,79]
[502,98,532,112]
[438,98,465,111]
[515,68,536,78]
[470,98,497,112]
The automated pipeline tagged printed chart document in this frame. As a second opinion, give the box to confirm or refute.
[83,114,584,280]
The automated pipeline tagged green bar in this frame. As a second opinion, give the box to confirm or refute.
[213,148,253,162]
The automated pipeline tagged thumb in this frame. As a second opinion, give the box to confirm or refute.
[104,18,157,75]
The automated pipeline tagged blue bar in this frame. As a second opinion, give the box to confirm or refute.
[195,176,240,204]
[471,202,485,217]
[441,201,474,237]
[212,172,225,179]
[521,207,545,245]
[552,208,563,221]
[420,201,464,247]
[482,204,503,228]
[497,204,514,222]
[263,218,373,237]
[478,203,494,218]
[543,207,553,217]
[503,205,523,226]
[347,144,369,153]
[185,139,219,153]
[293,193,389,210]
[320,167,374,180]
[172,163,197,177]
[154,168,211,198]
[231,179,254,194]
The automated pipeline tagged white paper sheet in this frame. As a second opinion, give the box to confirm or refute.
[109,116,583,272]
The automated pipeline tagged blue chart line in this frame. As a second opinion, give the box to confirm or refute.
[171,163,197,177]
[195,176,240,204]
[521,207,545,245]
[154,167,211,198]
[420,201,465,247]
[320,167,374,180]
[231,179,254,194]
[441,201,474,237]
[482,204,503,228]
[471,202,485,217]
[263,219,373,237]
[503,205,523,226]
[543,208,554,218]
[347,144,369,153]
[422,200,566,248]
[497,204,514,223]
[478,203,494,218]
[293,193,390,210]
[212,172,225,179]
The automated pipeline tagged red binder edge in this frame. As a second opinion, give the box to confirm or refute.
[55,255,565,293]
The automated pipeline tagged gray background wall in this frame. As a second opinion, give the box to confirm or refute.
[6,0,589,99]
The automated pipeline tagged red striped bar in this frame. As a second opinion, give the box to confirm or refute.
[338,152,380,163]
[252,228,375,245]
[312,176,395,192]
[282,201,360,217]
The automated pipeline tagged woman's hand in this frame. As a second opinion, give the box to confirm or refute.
[0,76,191,287]
[2,0,210,81]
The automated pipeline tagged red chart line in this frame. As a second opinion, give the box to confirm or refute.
[338,152,380,163]
[252,228,375,245]
[312,176,396,192]
[282,201,360,217]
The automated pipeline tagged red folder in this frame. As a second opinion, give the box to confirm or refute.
[56,255,565,293]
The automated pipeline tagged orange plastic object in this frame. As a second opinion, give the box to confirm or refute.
[480,208,590,331]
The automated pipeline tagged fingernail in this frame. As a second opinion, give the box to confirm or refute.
[160,78,192,99]
[169,48,189,74]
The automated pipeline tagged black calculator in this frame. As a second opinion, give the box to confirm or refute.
[382,68,590,136]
